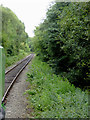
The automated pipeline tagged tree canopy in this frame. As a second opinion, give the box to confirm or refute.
[0,6,30,56]
[31,2,90,88]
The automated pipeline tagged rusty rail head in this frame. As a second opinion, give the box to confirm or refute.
[5,54,32,75]
[2,54,34,104]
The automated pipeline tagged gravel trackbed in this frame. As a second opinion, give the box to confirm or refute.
[5,64,31,118]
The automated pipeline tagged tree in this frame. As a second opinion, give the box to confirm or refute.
[32,2,89,88]
[0,6,30,56]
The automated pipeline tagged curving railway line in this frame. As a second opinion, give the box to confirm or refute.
[2,54,34,104]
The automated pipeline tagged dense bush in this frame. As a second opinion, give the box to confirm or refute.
[31,2,90,88]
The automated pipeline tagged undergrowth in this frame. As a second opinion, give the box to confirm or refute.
[6,51,30,67]
[25,56,89,118]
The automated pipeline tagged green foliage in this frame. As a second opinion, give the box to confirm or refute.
[31,2,90,87]
[26,57,88,118]
[0,6,30,57]
[5,51,29,67]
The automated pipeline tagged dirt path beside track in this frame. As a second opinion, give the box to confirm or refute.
[5,63,31,118]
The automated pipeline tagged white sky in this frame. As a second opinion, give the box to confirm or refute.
[0,0,54,37]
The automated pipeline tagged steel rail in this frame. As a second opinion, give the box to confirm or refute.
[5,54,32,75]
[2,54,34,103]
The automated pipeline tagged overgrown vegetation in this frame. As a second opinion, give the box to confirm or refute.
[6,51,29,67]
[26,56,88,118]
[0,6,31,67]
[31,2,90,88]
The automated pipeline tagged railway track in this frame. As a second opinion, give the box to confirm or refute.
[2,54,34,104]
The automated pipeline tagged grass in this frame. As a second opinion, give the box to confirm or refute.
[25,56,89,118]
[6,51,30,68]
